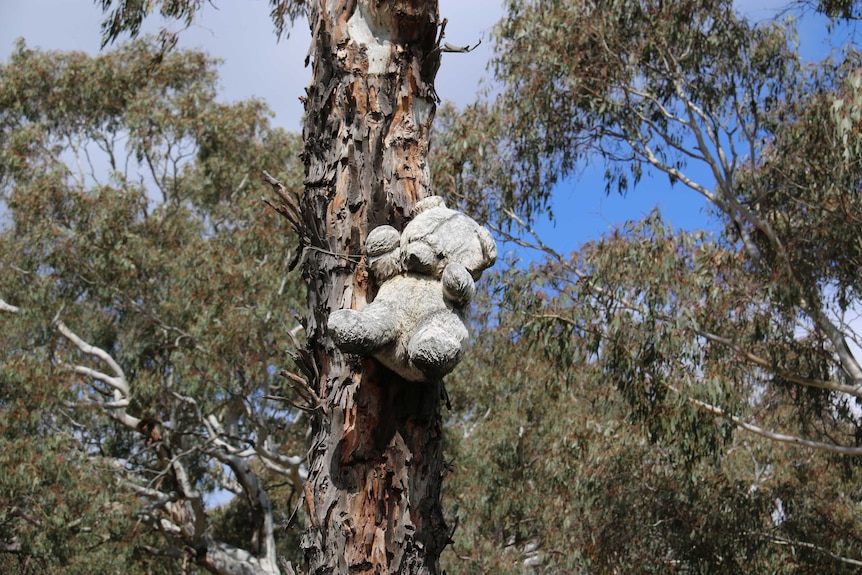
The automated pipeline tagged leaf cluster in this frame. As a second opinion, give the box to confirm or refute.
[95,0,308,52]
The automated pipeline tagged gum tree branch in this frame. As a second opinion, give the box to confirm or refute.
[51,315,285,575]
[756,533,862,567]
[681,390,862,456]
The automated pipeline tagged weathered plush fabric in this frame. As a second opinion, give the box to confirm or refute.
[328,196,497,381]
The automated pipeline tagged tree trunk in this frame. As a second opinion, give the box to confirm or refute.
[298,1,447,573]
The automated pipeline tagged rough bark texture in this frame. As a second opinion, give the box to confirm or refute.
[298,1,447,573]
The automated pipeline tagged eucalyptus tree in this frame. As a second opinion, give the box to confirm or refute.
[484,0,862,455]
[439,217,862,573]
[285,4,450,572]
[0,40,307,573]
[431,0,862,570]
[440,275,759,574]
[58,0,457,573]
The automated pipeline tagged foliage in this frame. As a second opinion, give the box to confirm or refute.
[94,0,306,52]
[798,0,862,21]
[432,0,862,571]
[0,39,307,573]
[441,218,862,573]
[9,0,862,572]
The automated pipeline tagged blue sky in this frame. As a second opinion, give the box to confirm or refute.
[0,0,844,255]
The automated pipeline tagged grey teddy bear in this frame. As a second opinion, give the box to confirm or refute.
[328,196,497,382]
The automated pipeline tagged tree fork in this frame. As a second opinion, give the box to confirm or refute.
[298,1,447,573]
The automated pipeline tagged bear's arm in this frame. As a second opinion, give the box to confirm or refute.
[441,262,476,308]
[328,302,399,354]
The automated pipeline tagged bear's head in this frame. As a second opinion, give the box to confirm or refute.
[399,196,497,280]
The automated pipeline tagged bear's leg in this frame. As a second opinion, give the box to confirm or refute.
[328,302,399,355]
[407,312,469,380]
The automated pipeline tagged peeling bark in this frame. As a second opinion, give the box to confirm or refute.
[298,1,447,573]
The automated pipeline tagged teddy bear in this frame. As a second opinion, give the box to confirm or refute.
[327,196,497,382]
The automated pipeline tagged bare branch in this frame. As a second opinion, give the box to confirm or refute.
[211,447,279,573]
[126,480,176,505]
[683,391,862,456]
[15,306,287,573]
[176,393,285,573]
[619,81,733,176]
[441,40,481,53]
[55,319,145,431]
[801,297,862,385]
[67,363,128,397]
[664,49,862,391]
[503,212,862,437]
[757,533,862,567]
[696,329,862,398]
[633,137,719,202]
[56,320,129,396]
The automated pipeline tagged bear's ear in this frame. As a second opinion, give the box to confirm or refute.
[366,225,402,282]
[411,195,445,216]
[366,225,400,257]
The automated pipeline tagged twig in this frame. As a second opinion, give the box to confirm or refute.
[262,170,303,234]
